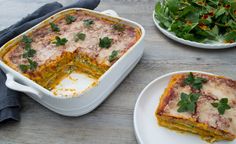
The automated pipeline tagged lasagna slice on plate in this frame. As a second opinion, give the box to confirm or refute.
[156,72,236,143]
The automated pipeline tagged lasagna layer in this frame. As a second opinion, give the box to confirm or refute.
[156,73,236,142]
[1,10,141,90]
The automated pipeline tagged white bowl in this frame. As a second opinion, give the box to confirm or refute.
[133,70,236,144]
[0,8,145,116]
[153,11,236,49]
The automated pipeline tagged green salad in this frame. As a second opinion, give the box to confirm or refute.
[154,0,236,43]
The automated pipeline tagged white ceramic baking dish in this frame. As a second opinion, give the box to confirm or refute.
[0,8,145,116]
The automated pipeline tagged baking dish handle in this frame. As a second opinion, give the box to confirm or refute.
[101,10,119,17]
[5,74,41,99]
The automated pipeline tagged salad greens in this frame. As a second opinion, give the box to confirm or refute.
[155,0,236,43]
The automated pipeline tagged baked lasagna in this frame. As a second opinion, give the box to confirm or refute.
[156,72,236,142]
[0,9,141,90]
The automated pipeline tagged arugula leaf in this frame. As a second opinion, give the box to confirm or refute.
[212,25,219,35]
[99,37,113,49]
[229,2,236,21]
[83,19,94,27]
[65,15,76,24]
[50,22,60,32]
[208,0,219,6]
[155,2,171,29]
[53,36,68,46]
[215,7,226,18]
[177,92,200,113]
[74,32,86,42]
[184,72,207,90]
[227,20,236,29]
[224,31,236,43]
[109,50,119,62]
[166,0,179,14]
[211,98,231,115]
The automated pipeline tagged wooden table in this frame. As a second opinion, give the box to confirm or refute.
[0,0,236,143]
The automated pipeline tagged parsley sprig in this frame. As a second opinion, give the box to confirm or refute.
[19,35,38,72]
[177,92,200,113]
[83,19,94,27]
[113,24,125,32]
[23,48,36,58]
[53,36,68,46]
[99,37,113,49]
[22,35,32,43]
[21,35,36,58]
[74,32,86,42]
[184,72,207,90]
[211,98,231,115]
[65,15,76,24]
[50,22,60,32]
[109,50,119,62]
[19,58,38,72]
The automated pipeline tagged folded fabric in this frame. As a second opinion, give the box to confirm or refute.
[0,0,100,123]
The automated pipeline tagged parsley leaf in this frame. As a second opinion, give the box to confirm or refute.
[50,22,60,32]
[99,37,113,49]
[177,92,200,113]
[65,15,76,24]
[28,58,38,70]
[184,72,207,90]
[19,64,29,72]
[18,58,38,72]
[22,35,32,44]
[211,98,231,115]
[74,32,86,42]
[83,19,94,27]
[23,48,36,58]
[53,36,68,46]
[20,36,38,72]
[21,35,36,58]
[113,24,125,32]
[109,50,119,62]
[24,43,31,51]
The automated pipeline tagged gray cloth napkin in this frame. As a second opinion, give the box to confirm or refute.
[0,0,100,122]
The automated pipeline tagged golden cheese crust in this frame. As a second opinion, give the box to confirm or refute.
[1,9,141,90]
[156,73,236,142]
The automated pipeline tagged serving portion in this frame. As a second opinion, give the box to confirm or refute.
[0,9,141,96]
[156,72,236,143]
[154,0,236,48]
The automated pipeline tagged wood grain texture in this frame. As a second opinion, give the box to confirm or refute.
[0,0,236,144]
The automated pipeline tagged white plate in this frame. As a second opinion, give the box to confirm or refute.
[153,11,236,49]
[133,70,236,144]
